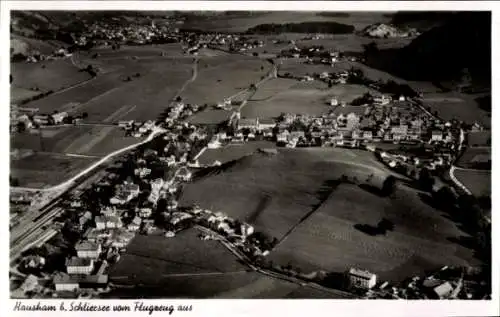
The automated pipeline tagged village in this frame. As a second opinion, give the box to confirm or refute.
[10,12,491,302]
[11,67,482,301]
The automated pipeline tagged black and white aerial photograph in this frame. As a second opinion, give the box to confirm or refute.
[7,5,494,304]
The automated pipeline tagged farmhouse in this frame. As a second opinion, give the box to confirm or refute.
[362,130,373,140]
[75,241,101,259]
[110,183,140,205]
[347,268,377,289]
[177,167,192,181]
[78,211,93,228]
[238,118,259,131]
[33,114,50,125]
[391,124,409,141]
[53,274,79,292]
[277,130,291,143]
[258,118,276,131]
[66,257,94,275]
[346,113,360,130]
[431,130,444,142]
[138,208,152,218]
[134,167,151,178]
[432,281,454,299]
[118,120,134,128]
[51,112,68,124]
[151,178,164,192]
[94,216,106,230]
[105,215,123,229]
[208,135,222,149]
[374,95,392,105]
[100,206,116,217]
[148,190,160,205]
[128,216,142,231]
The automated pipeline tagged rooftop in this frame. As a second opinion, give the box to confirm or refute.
[75,241,100,251]
[434,281,454,297]
[66,257,93,267]
[349,267,376,279]
[239,118,258,126]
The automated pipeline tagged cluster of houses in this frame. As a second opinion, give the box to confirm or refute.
[363,266,486,300]
[75,19,180,47]
[278,42,358,66]
[14,110,70,129]
[346,265,485,300]
[118,119,155,138]
[24,47,73,64]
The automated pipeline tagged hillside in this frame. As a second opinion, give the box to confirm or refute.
[388,11,458,31]
[362,12,491,90]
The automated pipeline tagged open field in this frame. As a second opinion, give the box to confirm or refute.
[11,59,92,94]
[19,57,193,122]
[11,125,143,156]
[268,183,480,283]
[249,78,299,100]
[198,141,276,165]
[456,147,491,169]
[10,152,97,188]
[243,81,373,119]
[278,59,336,78]
[186,109,230,125]
[10,86,43,104]
[107,270,346,298]
[454,169,491,197]
[109,228,247,283]
[181,57,270,106]
[467,131,491,147]
[181,148,395,240]
[421,92,491,128]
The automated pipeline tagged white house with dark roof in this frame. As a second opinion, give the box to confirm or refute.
[66,257,94,275]
[238,118,258,131]
[75,241,101,259]
[347,267,377,289]
[257,118,276,131]
[54,273,79,292]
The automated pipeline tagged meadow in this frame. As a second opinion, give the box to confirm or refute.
[10,152,97,188]
[197,141,276,165]
[109,228,247,284]
[467,131,491,147]
[180,148,393,240]
[181,57,271,107]
[456,147,491,170]
[11,58,92,94]
[242,80,374,119]
[11,126,143,156]
[454,169,491,198]
[421,92,491,128]
[268,183,480,283]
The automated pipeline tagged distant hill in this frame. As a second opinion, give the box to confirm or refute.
[362,12,491,90]
[387,11,458,31]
